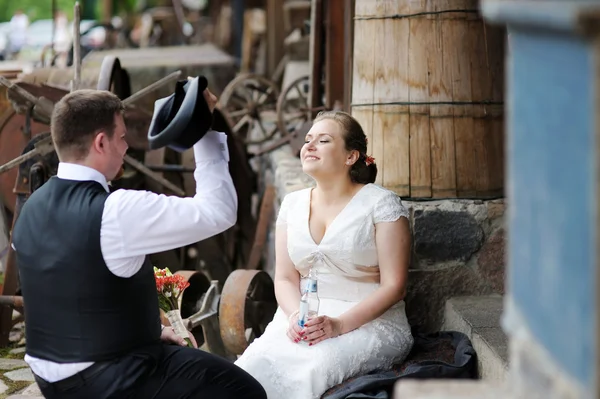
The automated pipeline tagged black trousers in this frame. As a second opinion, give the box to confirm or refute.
[33,343,267,399]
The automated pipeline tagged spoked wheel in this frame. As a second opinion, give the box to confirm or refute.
[219,74,280,145]
[219,269,277,356]
[276,75,313,138]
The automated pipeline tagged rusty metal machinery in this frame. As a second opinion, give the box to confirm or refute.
[218,269,276,356]
[170,268,277,359]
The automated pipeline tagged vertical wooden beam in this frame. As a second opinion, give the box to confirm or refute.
[324,0,346,109]
[72,2,81,92]
[266,0,285,78]
[102,0,112,24]
[343,0,355,113]
[308,0,324,117]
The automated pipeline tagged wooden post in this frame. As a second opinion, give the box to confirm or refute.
[102,0,113,24]
[308,0,324,117]
[266,0,285,78]
[324,0,346,109]
[72,2,81,92]
[51,0,57,51]
[343,0,355,113]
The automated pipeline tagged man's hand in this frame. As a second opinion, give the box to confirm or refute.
[203,88,218,113]
[160,325,198,348]
[186,76,217,113]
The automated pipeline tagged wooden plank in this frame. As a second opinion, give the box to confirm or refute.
[381,106,411,196]
[325,0,346,109]
[350,0,375,107]
[353,107,374,167]
[246,186,276,270]
[350,0,377,156]
[309,0,324,117]
[487,24,507,197]
[370,0,393,187]
[487,108,505,197]
[407,0,432,198]
[469,20,491,196]
[430,0,457,198]
[448,11,476,198]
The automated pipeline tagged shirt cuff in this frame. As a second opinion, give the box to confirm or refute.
[193,130,229,163]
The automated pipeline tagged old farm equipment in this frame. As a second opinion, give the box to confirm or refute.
[0,53,278,357]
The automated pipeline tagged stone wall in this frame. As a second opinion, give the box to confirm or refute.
[260,145,506,332]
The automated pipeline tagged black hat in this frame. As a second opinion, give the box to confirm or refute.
[147,76,213,152]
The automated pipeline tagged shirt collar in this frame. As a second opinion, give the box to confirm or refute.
[56,162,110,193]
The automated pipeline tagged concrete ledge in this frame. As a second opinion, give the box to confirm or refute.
[394,380,510,399]
[480,0,600,33]
[443,296,508,381]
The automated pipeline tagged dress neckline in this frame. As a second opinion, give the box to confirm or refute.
[306,184,370,246]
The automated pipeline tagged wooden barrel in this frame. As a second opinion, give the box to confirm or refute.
[351,0,505,199]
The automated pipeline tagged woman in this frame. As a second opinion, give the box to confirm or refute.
[235,111,413,398]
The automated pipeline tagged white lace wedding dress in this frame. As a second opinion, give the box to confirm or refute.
[234,183,414,399]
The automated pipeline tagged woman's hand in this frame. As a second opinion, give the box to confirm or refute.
[286,310,305,343]
[302,316,343,345]
[161,325,198,348]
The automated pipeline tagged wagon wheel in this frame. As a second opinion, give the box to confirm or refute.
[96,55,131,100]
[219,269,277,355]
[276,75,313,138]
[219,74,280,145]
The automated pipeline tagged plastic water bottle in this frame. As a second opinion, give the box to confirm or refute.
[298,267,320,328]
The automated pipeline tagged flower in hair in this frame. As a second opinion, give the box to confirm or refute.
[365,155,375,166]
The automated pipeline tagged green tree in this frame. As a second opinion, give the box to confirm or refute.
[0,0,139,23]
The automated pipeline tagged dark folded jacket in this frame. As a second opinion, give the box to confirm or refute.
[322,331,477,399]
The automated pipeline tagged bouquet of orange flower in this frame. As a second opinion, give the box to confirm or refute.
[154,267,193,347]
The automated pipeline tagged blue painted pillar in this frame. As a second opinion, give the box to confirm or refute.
[481,1,600,397]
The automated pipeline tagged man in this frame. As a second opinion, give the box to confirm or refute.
[11,89,267,399]
[8,9,28,57]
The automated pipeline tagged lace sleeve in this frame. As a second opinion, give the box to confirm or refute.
[275,194,291,226]
[373,191,409,224]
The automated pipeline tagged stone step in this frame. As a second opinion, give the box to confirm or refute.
[394,380,510,399]
[442,295,508,381]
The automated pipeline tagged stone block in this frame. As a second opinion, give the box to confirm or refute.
[486,200,506,220]
[5,368,35,382]
[0,359,27,370]
[443,296,508,381]
[413,209,484,264]
[405,267,492,332]
[0,380,8,394]
[13,383,42,397]
[477,228,506,294]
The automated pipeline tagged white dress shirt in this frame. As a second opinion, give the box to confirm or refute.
[19,131,237,382]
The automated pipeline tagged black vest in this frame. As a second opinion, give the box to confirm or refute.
[12,177,161,363]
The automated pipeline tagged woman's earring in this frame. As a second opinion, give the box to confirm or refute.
[346,161,351,165]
